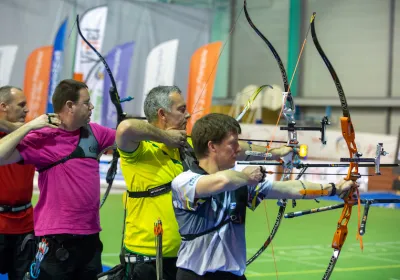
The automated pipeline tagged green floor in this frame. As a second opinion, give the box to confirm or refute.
[36,194,400,279]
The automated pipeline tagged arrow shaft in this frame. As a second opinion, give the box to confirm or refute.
[285,199,400,219]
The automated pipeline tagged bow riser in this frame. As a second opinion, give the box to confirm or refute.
[340,117,359,180]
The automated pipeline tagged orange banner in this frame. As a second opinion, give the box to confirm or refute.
[73,72,84,82]
[24,46,53,122]
[186,41,222,133]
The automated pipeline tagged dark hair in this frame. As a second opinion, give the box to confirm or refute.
[191,113,241,159]
[0,86,23,104]
[144,85,182,123]
[52,79,88,113]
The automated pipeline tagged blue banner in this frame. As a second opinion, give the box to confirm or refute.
[46,18,68,113]
[102,42,134,128]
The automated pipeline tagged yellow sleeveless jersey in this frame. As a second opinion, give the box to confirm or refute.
[118,139,192,257]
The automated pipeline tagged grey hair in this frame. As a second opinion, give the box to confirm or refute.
[143,85,182,123]
[0,86,22,104]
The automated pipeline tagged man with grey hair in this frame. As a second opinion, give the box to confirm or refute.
[113,85,292,280]
[113,85,189,280]
[0,86,36,280]
[0,86,26,131]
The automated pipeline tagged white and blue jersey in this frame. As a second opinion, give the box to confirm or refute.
[171,164,274,276]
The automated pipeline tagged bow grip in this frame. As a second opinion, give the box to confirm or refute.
[281,151,293,165]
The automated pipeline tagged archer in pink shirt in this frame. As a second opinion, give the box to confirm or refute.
[17,122,115,236]
[0,79,116,279]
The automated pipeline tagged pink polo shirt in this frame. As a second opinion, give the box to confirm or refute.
[17,123,115,236]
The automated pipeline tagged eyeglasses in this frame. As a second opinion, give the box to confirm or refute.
[76,101,93,107]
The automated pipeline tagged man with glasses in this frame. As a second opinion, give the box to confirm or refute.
[0,79,116,279]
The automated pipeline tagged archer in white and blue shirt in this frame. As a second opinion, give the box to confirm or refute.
[171,113,357,280]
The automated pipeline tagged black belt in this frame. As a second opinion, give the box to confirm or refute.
[127,182,172,198]
[0,202,32,213]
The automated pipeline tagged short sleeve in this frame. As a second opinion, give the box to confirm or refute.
[17,129,49,165]
[118,141,151,164]
[89,123,116,151]
[172,171,205,211]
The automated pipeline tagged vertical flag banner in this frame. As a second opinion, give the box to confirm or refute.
[24,46,53,122]
[101,42,134,128]
[0,45,18,85]
[73,72,84,82]
[186,41,222,133]
[73,5,108,106]
[47,18,68,113]
[85,59,104,124]
[140,39,179,116]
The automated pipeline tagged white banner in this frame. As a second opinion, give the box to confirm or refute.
[74,5,108,123]
[0,45,18,85]
[85,61,104,123]
[140,39,179,116]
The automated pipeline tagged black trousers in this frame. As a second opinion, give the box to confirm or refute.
[0,231,36,280]
[177,268,247,280]
[37,233,103,280]
[124,257,178,280]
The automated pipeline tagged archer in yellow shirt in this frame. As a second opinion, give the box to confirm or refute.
[116,86,190,280]
[118,138,193,257]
